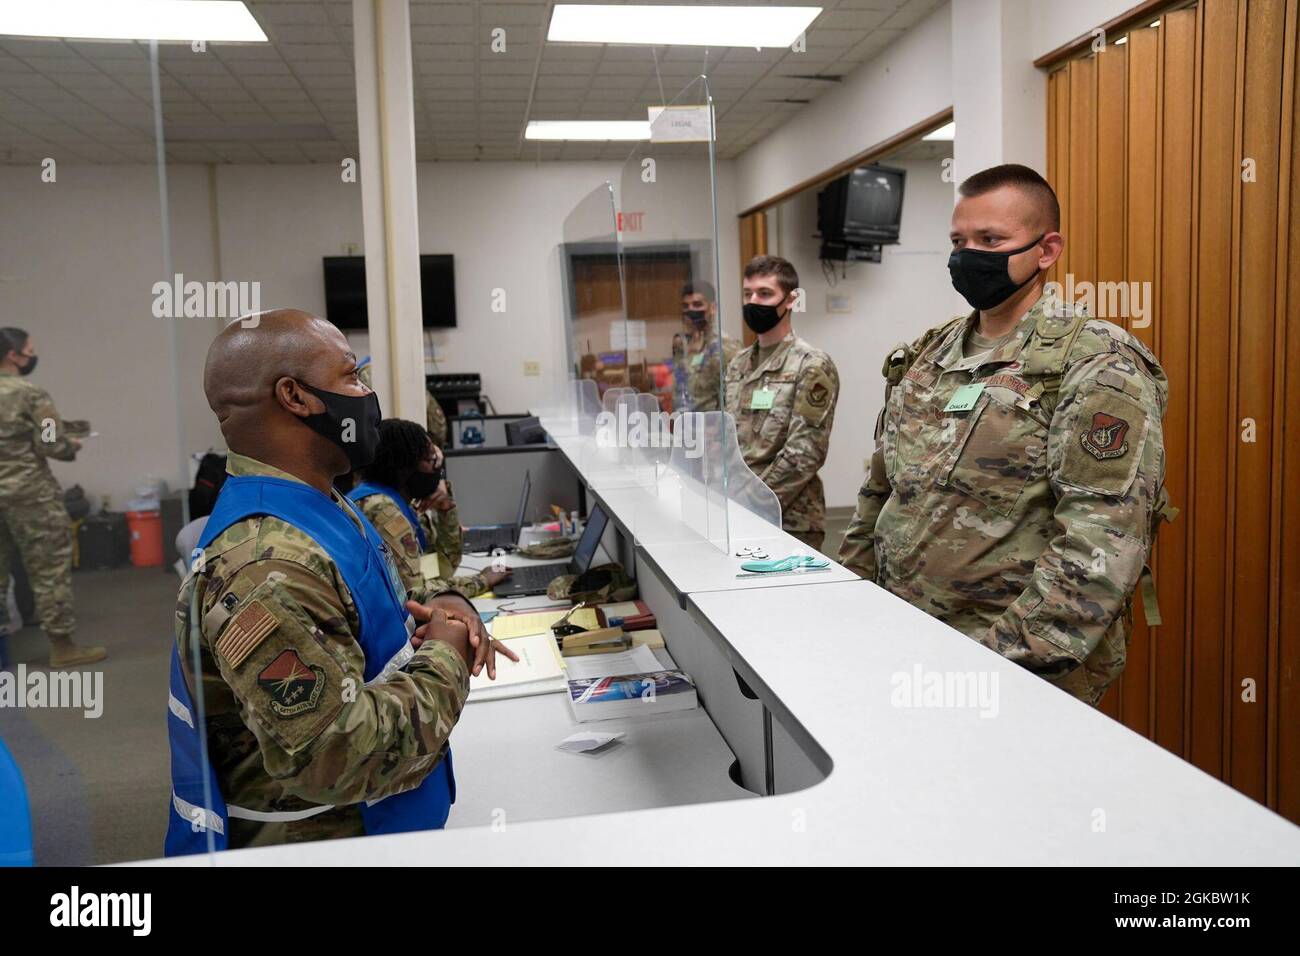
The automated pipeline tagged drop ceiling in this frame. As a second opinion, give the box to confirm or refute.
[0,0,944,164]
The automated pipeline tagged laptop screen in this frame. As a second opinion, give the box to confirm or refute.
[570,505,608,574]
[514,470,531,532]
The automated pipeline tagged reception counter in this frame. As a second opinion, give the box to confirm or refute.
[144,423,1300,866]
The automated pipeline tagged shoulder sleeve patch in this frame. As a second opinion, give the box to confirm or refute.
[214,577,347,755]
[794,366,837,427]
[383,512,413,540]
[215,598,278,669]
[1057,389,1149,496]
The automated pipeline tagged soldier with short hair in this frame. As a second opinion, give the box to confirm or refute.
[838,164,1173,706]
[0,327,105,667]
[349,417,510,598]
[672,279,741,414]
[724,256,840,552]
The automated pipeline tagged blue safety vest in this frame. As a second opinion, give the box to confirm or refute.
[164,473,455,856]
[349,481,427,551]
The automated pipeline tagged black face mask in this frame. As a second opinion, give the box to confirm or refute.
[683,309,709,330]
[407,469,440,500]
[17,354,37,376]
[743,301,785,335]
[948,235,1044,310]
[299,382,382,470]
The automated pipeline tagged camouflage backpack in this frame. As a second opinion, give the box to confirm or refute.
[515,537,578,560]
[546,562,636,604]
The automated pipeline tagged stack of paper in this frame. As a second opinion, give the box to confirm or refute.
[563,645,662,682]
[467,632,566,703]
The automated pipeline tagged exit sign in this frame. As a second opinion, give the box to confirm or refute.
[617,211,644,232]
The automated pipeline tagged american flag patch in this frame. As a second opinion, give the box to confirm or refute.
[215,599,278,669]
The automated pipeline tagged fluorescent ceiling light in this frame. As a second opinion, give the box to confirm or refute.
[0,1,267,42]
[922,122,955,142]
[1115,35,1129,45]
[548,4,821,48]
[526,120,651,141]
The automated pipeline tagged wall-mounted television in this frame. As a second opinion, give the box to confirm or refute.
[817,164,906,246]
[322,254,457,329]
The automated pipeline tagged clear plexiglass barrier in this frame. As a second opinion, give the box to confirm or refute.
[618,74,734,423]
[538,378,601,440]
[559,180,628,400]
[540,75,791,554]
[632,411,782,553]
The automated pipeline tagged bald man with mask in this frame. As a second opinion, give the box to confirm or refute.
[165,309,514,855]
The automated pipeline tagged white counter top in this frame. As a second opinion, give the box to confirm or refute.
[140,414,1300,865]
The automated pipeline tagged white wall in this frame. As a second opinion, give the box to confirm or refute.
[1,158,743,506]
[734,1,953,213]
[770,156,967,510]
[215,158,741,417]
[1029,0,1145,59]
[0,164,225,510]
[951,0,1047,181]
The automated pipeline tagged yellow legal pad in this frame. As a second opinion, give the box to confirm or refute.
[490,607,600,640]
[418,554,448,581]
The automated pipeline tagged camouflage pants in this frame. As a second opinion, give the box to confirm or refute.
[0,493,76,638]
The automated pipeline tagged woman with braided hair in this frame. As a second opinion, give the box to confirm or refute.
[348,418,510,598]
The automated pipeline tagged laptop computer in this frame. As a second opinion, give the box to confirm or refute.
[491,504,609,598]
[463,471,530,553]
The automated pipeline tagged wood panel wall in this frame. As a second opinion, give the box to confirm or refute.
[738,211,768,347]
[1046,0,1300,823]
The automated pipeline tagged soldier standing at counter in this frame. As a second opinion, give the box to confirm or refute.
[165,310,514,854]
[0,327,105,667]
[837,164,1172,706]
[724,257,840,552]
[671,280,741,414]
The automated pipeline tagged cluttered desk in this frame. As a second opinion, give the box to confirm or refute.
[432,519,751,828]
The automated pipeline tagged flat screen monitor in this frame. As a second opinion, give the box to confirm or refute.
[322,254,457,329]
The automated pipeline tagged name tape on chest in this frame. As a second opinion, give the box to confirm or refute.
[981,373,1031,398]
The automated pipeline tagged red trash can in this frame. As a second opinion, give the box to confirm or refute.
[126,510,164,568]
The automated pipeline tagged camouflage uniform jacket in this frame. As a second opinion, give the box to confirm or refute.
[359,490,487,599]
[426,392,448,446]
[174,452,469,848]
[724,333,839,537]
[0,367,78,502]
[838,293,1169,705]
[674,332,742,413]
